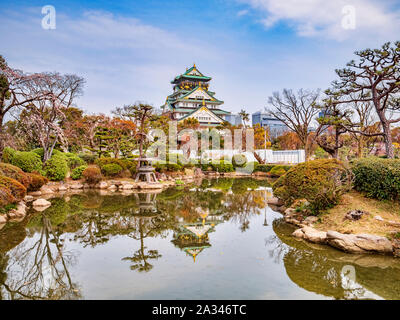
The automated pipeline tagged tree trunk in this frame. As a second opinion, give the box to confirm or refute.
[382,121,394,158]
[0,112,4,160]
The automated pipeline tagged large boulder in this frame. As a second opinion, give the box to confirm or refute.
[293,226,327,244]
[32,198,51,207]
[326,231,393,254]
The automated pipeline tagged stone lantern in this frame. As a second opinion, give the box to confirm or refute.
[135,157,158,183]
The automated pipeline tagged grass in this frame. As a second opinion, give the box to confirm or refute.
[314,190,400,238]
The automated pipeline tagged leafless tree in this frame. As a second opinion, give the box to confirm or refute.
[21,73,84,161]
[266,88,321,159]
[0,55,50,158]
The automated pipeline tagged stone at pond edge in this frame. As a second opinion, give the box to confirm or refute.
[0,215,8,224]
[32,198,51,207]
[267,197,283,206]
[292,226,327,244]
[326,231,393,254]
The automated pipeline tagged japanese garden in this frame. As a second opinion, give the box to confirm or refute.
[1,2,400,301]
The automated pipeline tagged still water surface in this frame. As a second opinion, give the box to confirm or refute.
[1,178,399,300]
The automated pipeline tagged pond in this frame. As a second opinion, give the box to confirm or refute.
[1,178,400,300]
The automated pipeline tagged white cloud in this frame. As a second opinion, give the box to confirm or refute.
[0,9,220,113]
[241,0,400,40]
[237,9,249,17]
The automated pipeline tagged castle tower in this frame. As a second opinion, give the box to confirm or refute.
[161,64,231,127]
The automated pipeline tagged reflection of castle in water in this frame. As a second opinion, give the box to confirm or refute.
[171,207,225,262]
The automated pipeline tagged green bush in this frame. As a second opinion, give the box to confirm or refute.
[352,157,400,200]
[0,163,31,188]
[255,164,275,173]
[82,166,102,184]
[153,160,182,172]
[211,160,234,173]
[2,147,16,163]
[11,151,42,173]
[272,159,353,213]
[101,163,123,177]
[44,155,69,181]
[269,165,291,177]
[78,152,98,164]
[232,154,247,168]
[96,157,127,169]
[64,153,86,169]
[71,165,88,180]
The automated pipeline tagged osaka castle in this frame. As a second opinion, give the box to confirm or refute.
[161,64,231,127]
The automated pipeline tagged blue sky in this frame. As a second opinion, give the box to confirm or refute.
[1,0,400,115]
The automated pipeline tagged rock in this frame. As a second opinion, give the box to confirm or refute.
[374,215,384,222]
[70,183,84,189]
[121,184,134,190]
[99,181,108,189]
[184,168,194,176]
[40,186,54,194]
[392,239,400,258]
[267,197,283,206]
[293,226,327,244]
[0,215,8,224]
[252,171,268,176]
[303,216,319,225]
[7,202,27,221]
[194,168,204,177]
[24,195,34,202]
[108,185,117,191]
[345,210,369,221]
[137,182,163,189]
[386,220,400,227]
[58,185,68,192]
[32,198,51,207]
[29,191,42,196]
[326,230,392,254]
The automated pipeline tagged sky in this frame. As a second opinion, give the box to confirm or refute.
[1,0,400,115]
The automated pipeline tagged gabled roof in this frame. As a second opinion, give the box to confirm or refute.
[184,64,204,76]
[179,105,225,123]
[171,64,211,83]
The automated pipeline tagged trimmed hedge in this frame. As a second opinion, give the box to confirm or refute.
[10,151,42,173]
[255,164,275,173]
[44,155,69,181]
[272,159,352,213]
[232,154,247,168]
[0,163,31,188]
[78,152,97,164]
[210,160,234,173]
[82,166,102,184]
[352,157,400,200]
[2,147,16,163]
[27,173,49,191]
[0,176,26,202]
[153,160,182,172]
[101,163,123,177]
[64,153,86,169]
[71,165,88,180]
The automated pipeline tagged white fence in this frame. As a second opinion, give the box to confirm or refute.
[255,149,305,164]
[144,148,304,164]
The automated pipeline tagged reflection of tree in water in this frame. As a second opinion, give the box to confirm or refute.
[269,218,400,300]
[0,178,277,297]
[0,213,81,300]
[122,217,162,272]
